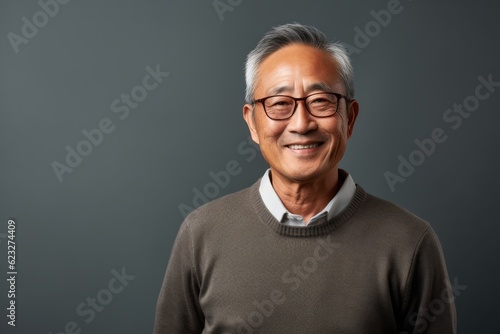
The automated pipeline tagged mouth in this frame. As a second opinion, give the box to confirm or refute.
[286,142,323,150]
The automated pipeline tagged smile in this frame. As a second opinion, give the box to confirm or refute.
[287,143,322,150]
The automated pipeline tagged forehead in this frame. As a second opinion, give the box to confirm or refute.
[255,43,341,96]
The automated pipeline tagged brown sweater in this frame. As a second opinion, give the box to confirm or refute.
[154,180,456,333]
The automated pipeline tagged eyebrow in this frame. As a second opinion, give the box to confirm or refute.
[268,82,333,96]
[307,82,333,92]
[268,86,292,95]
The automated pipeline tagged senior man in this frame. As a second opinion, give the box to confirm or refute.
[154,23,456,333]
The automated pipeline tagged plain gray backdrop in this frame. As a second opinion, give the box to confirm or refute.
[1,0,499,332]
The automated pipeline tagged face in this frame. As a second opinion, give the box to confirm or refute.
[243,44,359,184]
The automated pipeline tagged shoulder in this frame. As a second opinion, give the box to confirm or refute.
[362,191,427,223]
[181,180,260,233]
[353,189,448,286]
[188,181,257,220]
[354,188,433,247]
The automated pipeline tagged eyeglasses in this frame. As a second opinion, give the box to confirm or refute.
[252,92,351,120]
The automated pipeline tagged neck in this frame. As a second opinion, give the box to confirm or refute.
[270,168,341,223]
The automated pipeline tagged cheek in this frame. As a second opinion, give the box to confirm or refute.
[335,112,350,140]
[256,118,285,143]
[324,117,349,156]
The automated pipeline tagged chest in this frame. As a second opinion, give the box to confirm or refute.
[196,233,403,333]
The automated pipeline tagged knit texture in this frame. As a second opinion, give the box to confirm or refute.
[154,180,456,333]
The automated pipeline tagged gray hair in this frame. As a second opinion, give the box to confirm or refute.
[244,23,354,104]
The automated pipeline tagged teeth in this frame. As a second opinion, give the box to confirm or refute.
[288,143,320,150]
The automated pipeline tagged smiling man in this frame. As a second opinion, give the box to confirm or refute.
[154,23,456,333]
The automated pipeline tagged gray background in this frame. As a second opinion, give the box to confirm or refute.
[1,0,499,332]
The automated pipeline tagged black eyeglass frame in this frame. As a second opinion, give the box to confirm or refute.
[252,92,352,120]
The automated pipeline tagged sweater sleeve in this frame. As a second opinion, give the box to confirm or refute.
[399,226,457,334]
[154,220,204,334]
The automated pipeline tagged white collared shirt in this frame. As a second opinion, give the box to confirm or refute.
[258,169,356,227]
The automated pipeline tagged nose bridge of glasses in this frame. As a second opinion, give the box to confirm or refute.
[290,96,316,120]
[293,96,311,114]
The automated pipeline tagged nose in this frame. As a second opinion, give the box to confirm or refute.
[287,101,318,134]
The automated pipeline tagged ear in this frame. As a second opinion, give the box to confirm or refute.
[243,103,260,145]
[346,99,359,139]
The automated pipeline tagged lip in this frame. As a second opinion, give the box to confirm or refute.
[285,142,324,154]
[285,141,324,148]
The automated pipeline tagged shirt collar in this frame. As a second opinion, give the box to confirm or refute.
[258,169,356,226]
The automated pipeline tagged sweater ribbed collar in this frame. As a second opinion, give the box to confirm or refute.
[250,179,366,238]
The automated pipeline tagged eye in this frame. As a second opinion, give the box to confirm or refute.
[310,97,328,104]
[269,99,292,107]
[266,96,293,108]
[309,93,336,104]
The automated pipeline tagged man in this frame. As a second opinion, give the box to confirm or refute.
[154,23,456,333]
